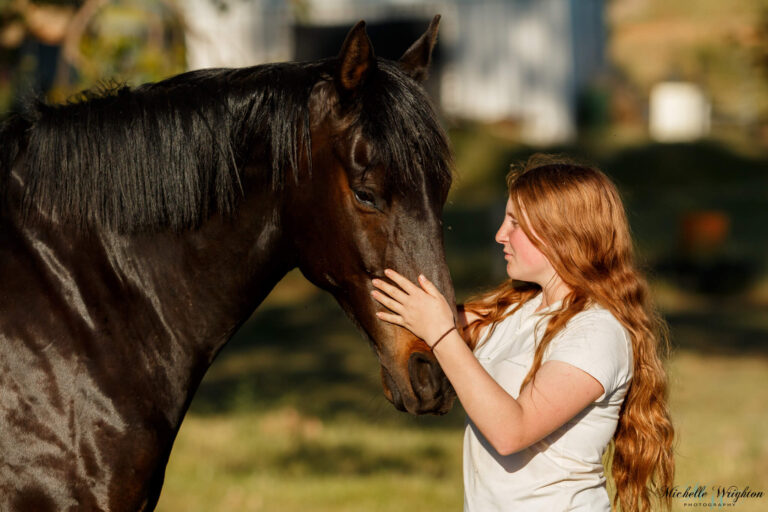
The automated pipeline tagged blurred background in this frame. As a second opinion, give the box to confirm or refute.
[1,0,766,510]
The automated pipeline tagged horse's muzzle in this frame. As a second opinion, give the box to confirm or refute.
[408,351,456,414]
[380,352,455,415]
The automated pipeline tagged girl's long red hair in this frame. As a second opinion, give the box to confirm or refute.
[462,155,674,511]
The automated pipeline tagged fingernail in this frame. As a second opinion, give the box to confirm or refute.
[384,269,392,275]
[419,274,425,281]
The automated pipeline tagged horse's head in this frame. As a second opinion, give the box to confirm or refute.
[285,17,456,415]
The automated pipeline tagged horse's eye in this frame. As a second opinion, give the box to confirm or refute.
[353,189,377,209]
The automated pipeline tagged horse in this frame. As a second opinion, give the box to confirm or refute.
[0,16,456,511]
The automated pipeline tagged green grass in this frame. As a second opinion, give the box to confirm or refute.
[160,412,464,512]
[155,280,768,511]
[667,351,768,512]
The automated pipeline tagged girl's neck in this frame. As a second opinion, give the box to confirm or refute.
[536,274,571,311]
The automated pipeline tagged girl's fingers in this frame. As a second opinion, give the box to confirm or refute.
[418,274,442,297]
[384,269,420,294]
[371,290,403,314]
[371,278,409,303]
[375,311,404,326]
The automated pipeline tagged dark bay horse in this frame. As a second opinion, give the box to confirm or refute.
[0,17,456,511]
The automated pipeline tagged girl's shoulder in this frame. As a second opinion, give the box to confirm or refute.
[546,304,634,401]
[547,304,633,364]
[564,302,627,336]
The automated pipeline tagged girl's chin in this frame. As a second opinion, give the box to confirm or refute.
[505,263,529,282]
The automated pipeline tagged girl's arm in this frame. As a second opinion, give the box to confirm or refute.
[372,269,603,456]
[428,331,603,454]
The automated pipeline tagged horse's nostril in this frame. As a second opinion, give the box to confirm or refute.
[408,352,440,402]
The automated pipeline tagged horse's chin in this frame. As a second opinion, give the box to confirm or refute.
[380,364,455,415]
[381,366,407,412]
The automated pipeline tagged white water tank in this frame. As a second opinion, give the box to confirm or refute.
[649,82,711,142]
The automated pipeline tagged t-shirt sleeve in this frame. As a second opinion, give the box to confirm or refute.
[543,312,633,402]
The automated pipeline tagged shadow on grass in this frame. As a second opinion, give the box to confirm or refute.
[190,291,467,429]
[667,307,768,357]
[189,278,767,438]
[270,440,453,478]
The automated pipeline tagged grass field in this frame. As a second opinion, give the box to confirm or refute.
[155,272,768,511]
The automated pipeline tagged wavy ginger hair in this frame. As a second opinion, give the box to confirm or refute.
[462,155,675,512]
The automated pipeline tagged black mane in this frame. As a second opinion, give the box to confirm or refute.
[0,59,452,233]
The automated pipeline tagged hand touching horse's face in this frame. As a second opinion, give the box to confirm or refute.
[286,18,456,415]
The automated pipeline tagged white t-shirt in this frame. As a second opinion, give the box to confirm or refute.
[463,292,634,511]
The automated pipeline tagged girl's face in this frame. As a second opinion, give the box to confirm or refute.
[495,197,555,285]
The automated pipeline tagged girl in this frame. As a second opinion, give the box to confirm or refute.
[371,155,675,511]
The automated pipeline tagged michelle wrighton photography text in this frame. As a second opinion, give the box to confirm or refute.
[659,484,765,508]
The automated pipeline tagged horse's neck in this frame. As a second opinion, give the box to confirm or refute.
[0,194,292,509]
[111,212,293,414]
[8,197,292,427]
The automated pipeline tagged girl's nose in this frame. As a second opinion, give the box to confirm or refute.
[495,224,507,245]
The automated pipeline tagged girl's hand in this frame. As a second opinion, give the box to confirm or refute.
[371,269,456,347]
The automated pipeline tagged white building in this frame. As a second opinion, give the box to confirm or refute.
[181,0,605,145]
[182,0,291,69]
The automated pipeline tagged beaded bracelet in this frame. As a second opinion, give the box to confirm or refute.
[430,326,457,351]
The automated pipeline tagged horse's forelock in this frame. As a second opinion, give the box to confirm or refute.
[357,60,453,195]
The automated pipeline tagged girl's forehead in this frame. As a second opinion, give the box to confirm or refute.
[505,196,522,214]
[507,196,536,226]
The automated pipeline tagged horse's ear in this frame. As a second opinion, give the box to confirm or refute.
[398,15,440,83]
[336,20,375,94]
